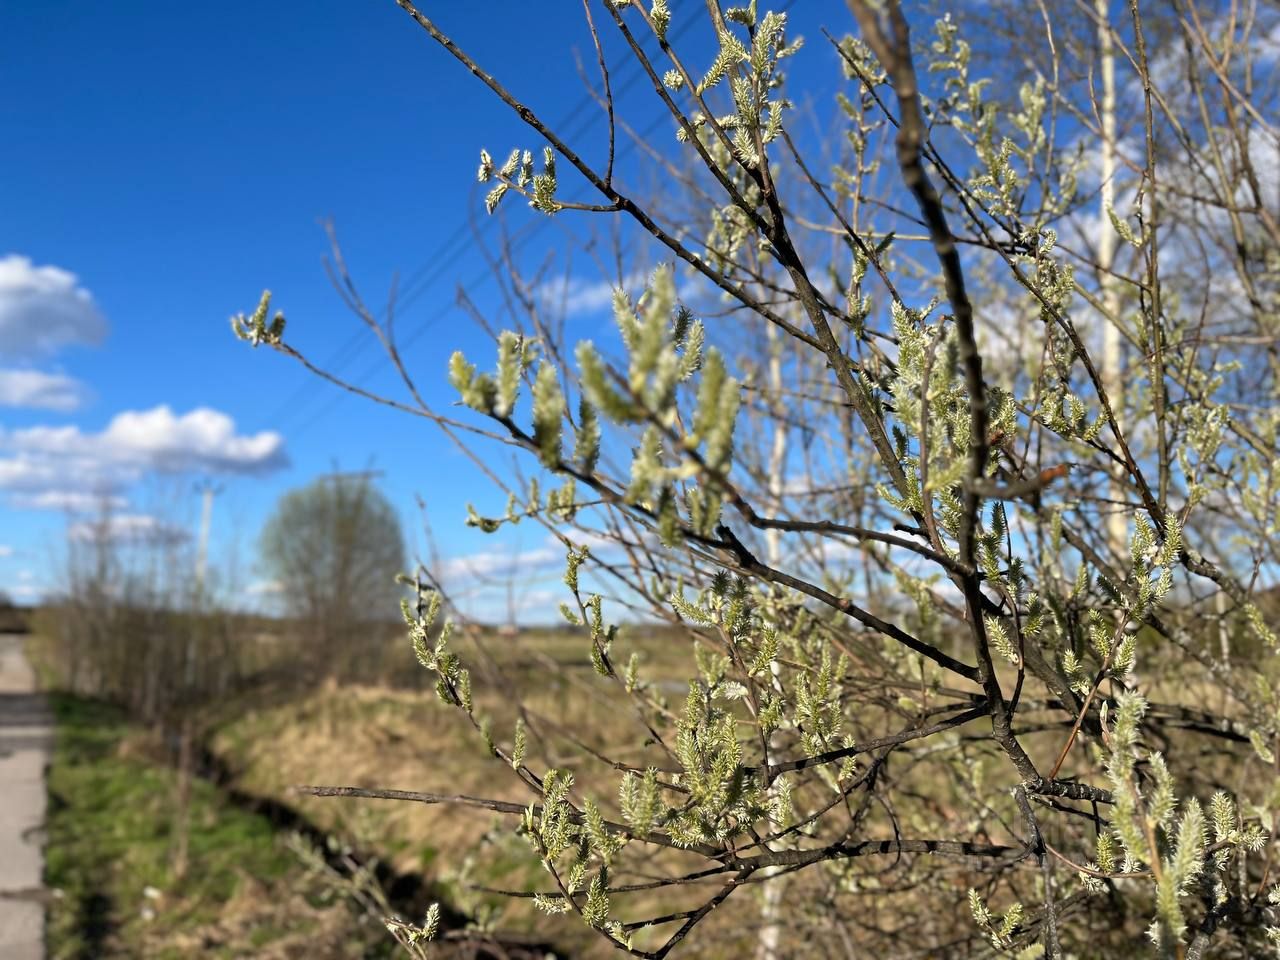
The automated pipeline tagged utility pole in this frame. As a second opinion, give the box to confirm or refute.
[188,481,224,694]
[194,481,224,597]
[313,466,387,672]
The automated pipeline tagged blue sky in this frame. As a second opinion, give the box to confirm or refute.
[0,1,847,619]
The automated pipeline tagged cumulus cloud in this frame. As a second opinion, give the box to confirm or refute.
[1,406,286,516]
[537,270,649,317]
[0,255,107,359]
[0,368,89,411]
[0,544,12,557]
[11,490,127,513]
[439,544,561,582]
[67,512,190,546]
[437,524,655,585]
[4,405,287,475]
[0,455,76,492]
[512,588,558,613]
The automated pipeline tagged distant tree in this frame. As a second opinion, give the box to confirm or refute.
[39,497,245,722]
[260,474,406,671]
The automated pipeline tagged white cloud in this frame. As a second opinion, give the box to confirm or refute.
[563,527,652,554]
[438,526,652,586]
[245,578,283,596]
[67,512,190,546]
[0,255,107,359]
[437,531,653,623]
[537,270,649,317]
[1,407,284,519]
[0,453,131,513]
[439,544,561,582]
[0,545,11,557]
[3,405,287,476]
[512,588,558,613]
[1058,124,1280,331]
[1262,21,1280,66]
[11,489,127,513]
[0,368,89,411]
[0,455,75,492]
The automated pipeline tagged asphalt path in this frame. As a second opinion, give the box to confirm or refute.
[0,634,51,960]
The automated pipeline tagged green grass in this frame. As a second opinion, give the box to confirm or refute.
[44,694,345,959]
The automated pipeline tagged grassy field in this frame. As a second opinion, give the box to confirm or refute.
[41,615,1174,958]
[36,616,1023,958]
[33,621,717,958]
[42,693,382,960]
[206,623,717,958]
[26,580,1280,958]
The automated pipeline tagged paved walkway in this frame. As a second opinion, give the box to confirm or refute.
[0,633,51,960]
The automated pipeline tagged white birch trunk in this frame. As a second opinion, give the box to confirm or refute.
[756,324,788,960]
[1097,0,1127,560]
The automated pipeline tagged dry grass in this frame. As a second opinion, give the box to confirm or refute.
[46,612,1271,957]
[207,624,771,957]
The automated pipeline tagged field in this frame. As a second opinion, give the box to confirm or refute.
[28,596,1278,959]
[29,619,760,958]
[40,693,379,959]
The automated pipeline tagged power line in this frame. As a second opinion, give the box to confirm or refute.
[277,0,796,443]
[282,99,681,443]
[266,13,702,433]
[315,469,385,482]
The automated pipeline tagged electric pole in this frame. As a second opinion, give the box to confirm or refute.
[194,480,224,596]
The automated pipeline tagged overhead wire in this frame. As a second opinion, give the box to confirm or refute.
[277,0,798,442]
[267,8,711,436]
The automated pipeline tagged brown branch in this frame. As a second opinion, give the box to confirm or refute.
[389,0,822,352]
[847,0,1040,788]
[733,836,1029,870]
[714,523,980,681]
[293,784,726,860]
[579,0,615,187]
[752,704,987,778]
